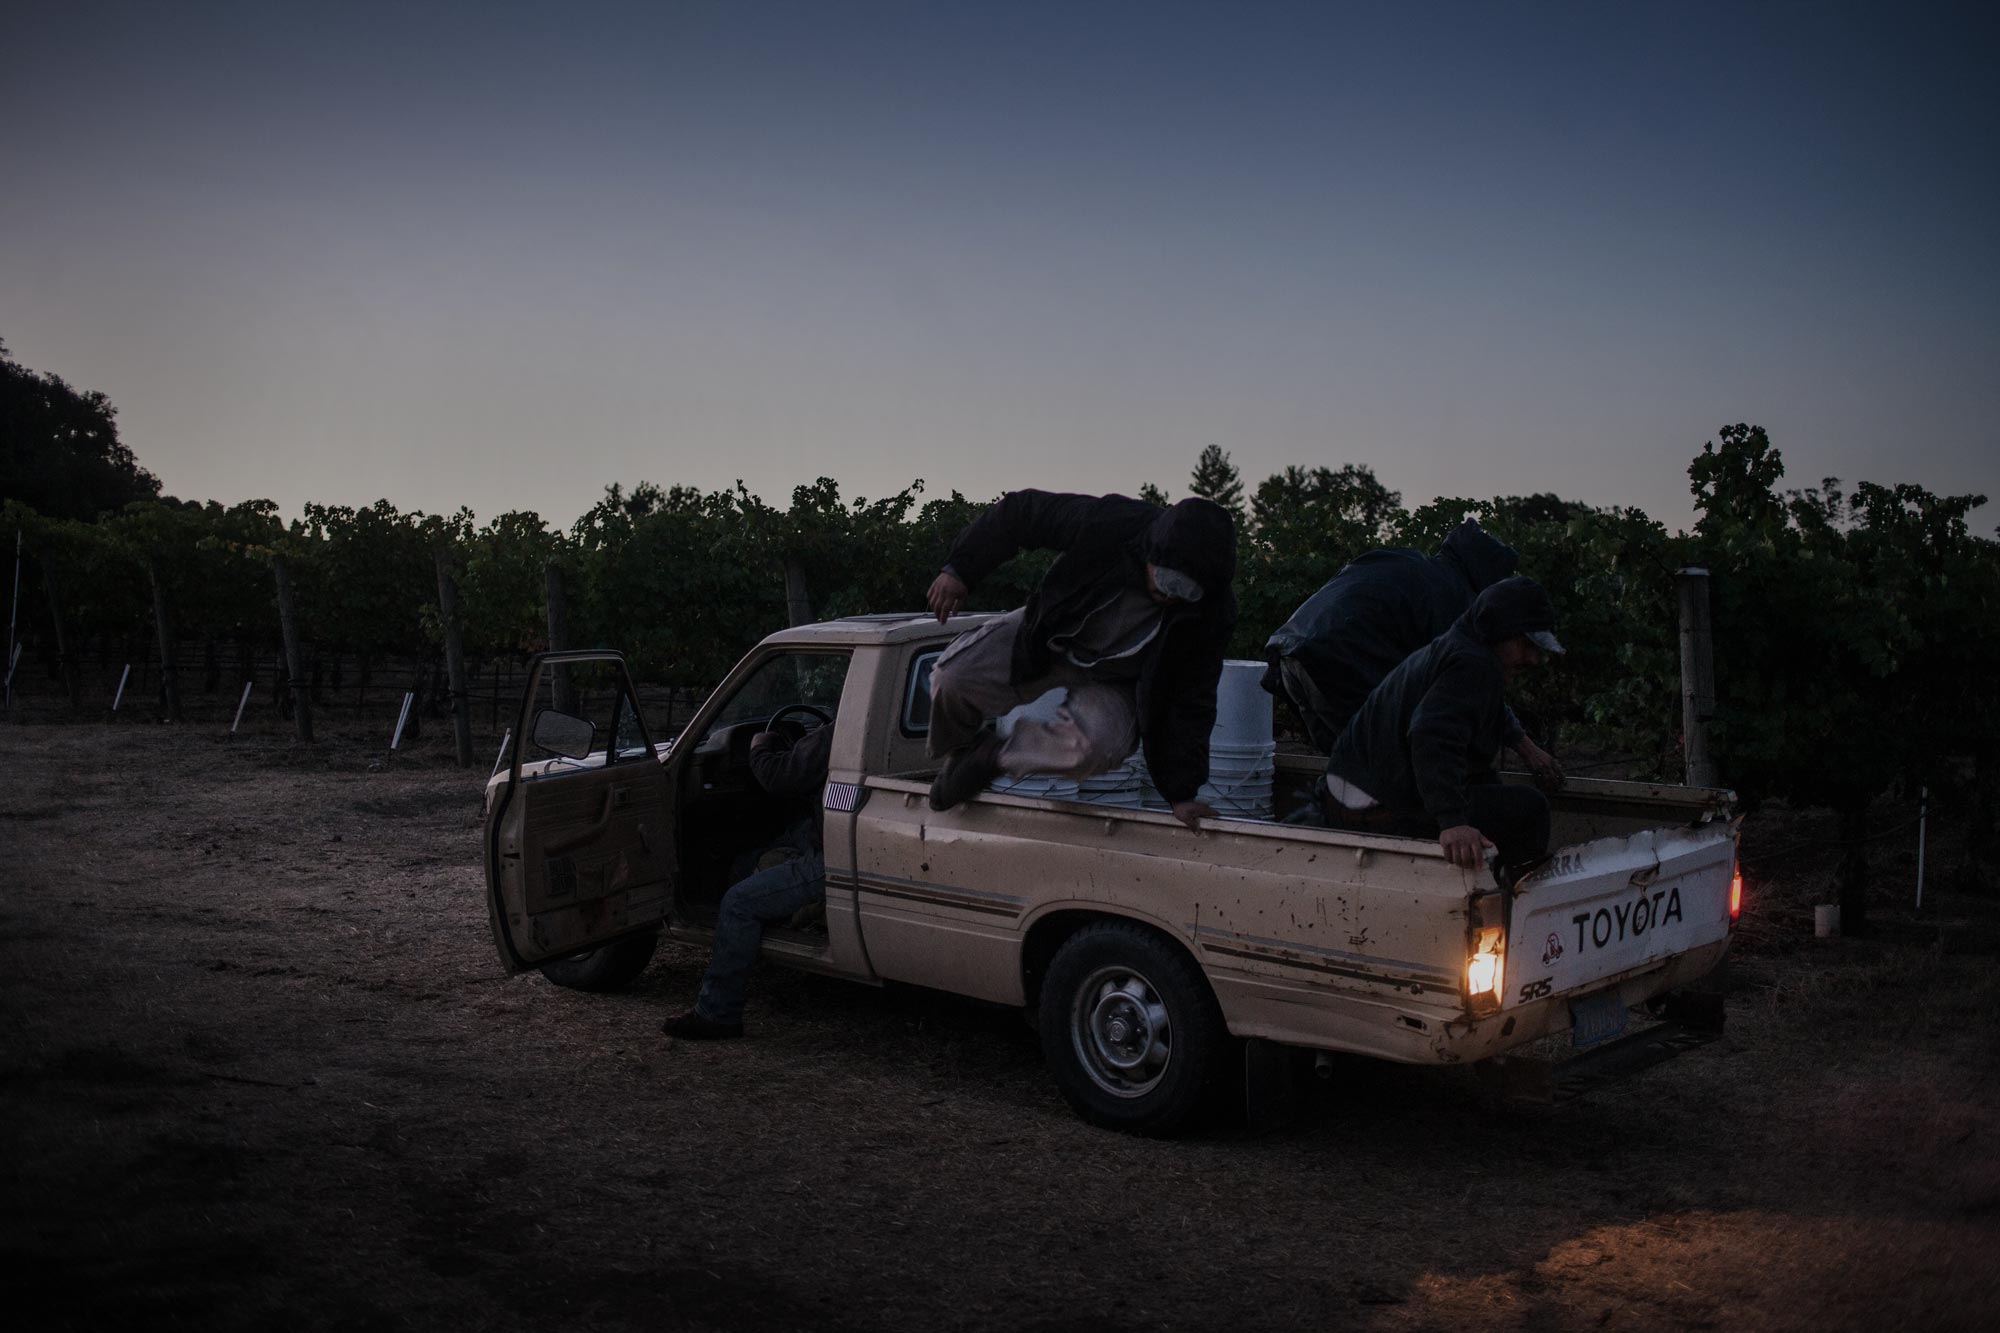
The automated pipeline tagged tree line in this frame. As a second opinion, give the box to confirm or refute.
[4,343,1997,854]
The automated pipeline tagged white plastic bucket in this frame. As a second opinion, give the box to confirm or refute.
[1213,659,1274,749]
[1124,738,1276,818]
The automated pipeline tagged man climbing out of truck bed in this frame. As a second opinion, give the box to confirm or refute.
[1322,576,1565,871]
[922,490,1236,833]
[661,720,834,1040]
[1263,517,1562,788]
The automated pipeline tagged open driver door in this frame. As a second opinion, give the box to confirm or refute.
[484,651,676,973]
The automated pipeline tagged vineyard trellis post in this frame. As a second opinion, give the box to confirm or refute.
[545,560,578,716]
[783,559,813,627]
[5,528,18,712]
[42,554,80,708]
[434,548,474,767]
[1677,568,1716,787]
[147,560,182,722]
[271,555,313,743]
[1976,742,1998,848]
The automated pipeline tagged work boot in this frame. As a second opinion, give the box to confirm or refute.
[928,726,1005,811]
[662,1008,743,1040]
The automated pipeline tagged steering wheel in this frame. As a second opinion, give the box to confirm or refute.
[764,703,833,742]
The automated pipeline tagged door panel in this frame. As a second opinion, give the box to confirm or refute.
[485,651,675,972]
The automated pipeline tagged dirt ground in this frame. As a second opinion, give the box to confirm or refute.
[3,719,1997,1332]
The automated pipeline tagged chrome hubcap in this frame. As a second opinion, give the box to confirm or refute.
[1072,965,1173,1098]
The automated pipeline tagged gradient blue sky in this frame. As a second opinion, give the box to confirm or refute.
[4,1,1995,531]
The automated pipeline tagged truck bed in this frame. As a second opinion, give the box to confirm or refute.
[841,767,1735,1065]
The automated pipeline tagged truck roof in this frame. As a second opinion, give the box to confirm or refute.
[763,611,1002,649]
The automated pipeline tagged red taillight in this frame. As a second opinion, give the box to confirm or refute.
[1729,868,1743,924]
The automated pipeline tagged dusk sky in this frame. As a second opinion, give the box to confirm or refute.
[4,1,1995,532]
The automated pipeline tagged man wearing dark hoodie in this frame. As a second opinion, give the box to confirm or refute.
[1264,519,1561,787]
[1323,576,1565,871]
[923,491,1237,833]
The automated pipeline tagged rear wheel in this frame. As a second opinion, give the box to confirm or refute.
[1038,921,1227,1135]
[538,929,660,992]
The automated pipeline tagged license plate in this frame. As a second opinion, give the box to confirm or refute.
[1570,989,1630,1049]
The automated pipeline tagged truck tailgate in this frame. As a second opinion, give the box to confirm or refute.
[1503,823,1735,1009]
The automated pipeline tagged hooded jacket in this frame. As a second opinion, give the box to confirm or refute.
[749,723,835,852]
[942,490,1237,803]
[1324,577,1558,830]
[1262,519,1521,749]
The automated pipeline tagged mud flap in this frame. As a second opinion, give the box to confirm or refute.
[1243,1038,1307,1133]
[1648,987,1727,1033]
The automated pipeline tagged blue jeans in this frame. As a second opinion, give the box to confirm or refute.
[694,850,826,1024]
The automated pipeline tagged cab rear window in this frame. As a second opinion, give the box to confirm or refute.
[902,648,942,736]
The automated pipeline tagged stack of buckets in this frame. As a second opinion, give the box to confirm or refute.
[984,661,1275,819]
[989,771,1082,802]
[1120,659,1276,820]
[1074,759,1145,808]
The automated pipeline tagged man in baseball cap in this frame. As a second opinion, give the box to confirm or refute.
[1319,576,1565,871]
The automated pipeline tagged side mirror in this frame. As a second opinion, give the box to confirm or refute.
[531,708,597,760]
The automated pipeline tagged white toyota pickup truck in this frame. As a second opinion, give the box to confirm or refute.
[484,614,1741,1134]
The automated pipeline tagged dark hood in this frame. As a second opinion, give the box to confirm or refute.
[1462,576,1559,646]
[1436,519,1518,596]
[1145,497,1237,599]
